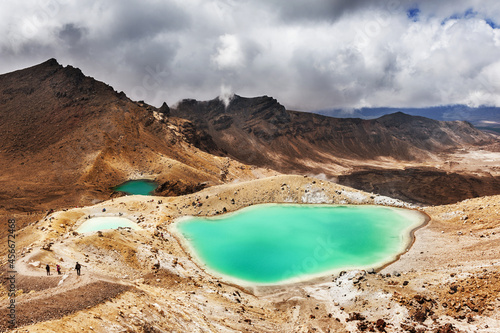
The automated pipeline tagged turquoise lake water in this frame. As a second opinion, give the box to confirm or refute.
[77,217,141,233]
[114,180,157,195]
[175,204,425,285]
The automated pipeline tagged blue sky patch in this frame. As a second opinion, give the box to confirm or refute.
[485,18,499,29]
[464,8,478,18]
[407,7,420,22]
[441,8,478,25]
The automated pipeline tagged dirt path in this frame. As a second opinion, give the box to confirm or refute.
[0,242,134,332]
[0,280,133,332]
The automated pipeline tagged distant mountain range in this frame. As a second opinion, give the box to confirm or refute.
[315,106,500,133]
[171,95,499,205]
[171,95,493,174]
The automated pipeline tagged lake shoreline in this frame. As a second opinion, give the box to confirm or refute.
[169,203,429,294]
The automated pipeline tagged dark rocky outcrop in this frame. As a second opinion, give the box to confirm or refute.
[158,102,170,116]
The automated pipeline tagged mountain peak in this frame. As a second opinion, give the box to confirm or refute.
[28,58,63,72]
[0,58,131,155]
[376,111,430,125]
[225,95,286,114]
[380,111,413,119]
[43,58,61,67]
[159,102,170,115]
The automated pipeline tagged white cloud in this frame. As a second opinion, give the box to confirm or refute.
[0,0,499,110]
[213,34,245,70]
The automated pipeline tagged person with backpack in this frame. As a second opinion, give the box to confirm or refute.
[75,262,81,276]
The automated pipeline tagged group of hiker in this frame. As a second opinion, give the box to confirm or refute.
[45,262,82,276]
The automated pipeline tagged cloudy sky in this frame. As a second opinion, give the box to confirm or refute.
[1,0,500,111]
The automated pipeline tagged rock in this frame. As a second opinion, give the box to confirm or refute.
[347,312,365,321]
[375,319,386,331]
[367,268,375,274]
[400,323,416,333]
[42,242,54,251]
[449,284,458,294]
[393,271,401,277]
[413,295,425,304]
[29,261,41,268]
[152,302,164,315]
[158,102,170,116]
[356,321,369,331]
[403,280,409,286]
[413,309,427,322]
[436,323,455,333]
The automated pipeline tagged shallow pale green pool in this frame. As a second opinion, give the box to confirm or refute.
[77,217,141,233]
[174,204,425,285]
[113,180,157,195]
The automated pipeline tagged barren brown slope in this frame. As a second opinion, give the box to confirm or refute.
[338,167,500,205]
[0,60,266,236]
[171,95,493,171]
[170,95,499,204]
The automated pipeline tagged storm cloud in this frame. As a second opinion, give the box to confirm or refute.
[1,0,499,111]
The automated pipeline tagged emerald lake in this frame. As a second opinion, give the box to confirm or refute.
[174,204,426,285]
[113,180,157,195]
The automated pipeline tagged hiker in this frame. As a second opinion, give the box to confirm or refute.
[46,264,50,276]
[56,264,61,275]
[75,262,81,276]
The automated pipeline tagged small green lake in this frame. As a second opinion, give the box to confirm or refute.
[174,204,426,285]
[113,180,157,195]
